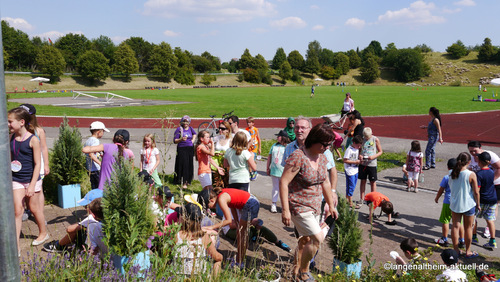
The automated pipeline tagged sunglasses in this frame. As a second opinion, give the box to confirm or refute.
[219,127,227,130]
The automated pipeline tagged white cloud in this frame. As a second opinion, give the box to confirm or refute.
[310,5,319,10]
[345,18,366,29]
[111,36,129,44]
[377,1,446,25]
[1,17,33,31]
[143,0,276,23]
[251,28,268,34]
[454,0,475,6]
[312,25,324,31]
[163,30,181,37]
[270,17,307,30]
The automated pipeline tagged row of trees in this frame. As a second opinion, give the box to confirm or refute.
[2,19,499,85]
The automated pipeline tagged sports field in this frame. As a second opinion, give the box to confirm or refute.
[7,85,500,118]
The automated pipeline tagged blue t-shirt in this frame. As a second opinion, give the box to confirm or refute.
[439,174,451,205]
[476,168,497,204]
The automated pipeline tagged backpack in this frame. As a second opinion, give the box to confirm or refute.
[407,151,421,172]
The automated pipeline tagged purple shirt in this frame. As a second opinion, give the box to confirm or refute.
[98,143,131,190]
[174,126,196,148]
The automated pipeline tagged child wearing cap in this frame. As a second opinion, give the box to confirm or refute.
[43,196,106,256]
[85,121,109,190]
[266,130,291,213]
[83,129,132,190]
[175,203,223,277]
[436,249,466,281]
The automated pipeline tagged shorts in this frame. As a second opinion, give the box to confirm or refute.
[229,183,249,192]
[358,165,377,181]
[408,171,420,181]
[475,203,497,221]
[198,173,212,188]
[240,195,259,222]
[333,138,343,148]
[291,211,321,237]
[12,179,43,192]
[496,185,500,202]
[439,203,452,224]
[345,173,358,197]
[453,206,476,216]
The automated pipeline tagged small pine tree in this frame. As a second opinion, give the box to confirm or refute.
[102,157,155,258]
[328,195,363,264]
[50,117,86,185]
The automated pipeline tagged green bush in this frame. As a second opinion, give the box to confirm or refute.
[50,117,86,185]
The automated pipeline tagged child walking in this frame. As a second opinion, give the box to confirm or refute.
[472,152,497,249]
[246,117,261,181]
[224,132,257,192]
[196,130,224,190]
[266,130,290,213]
[405,141,423,193]
[343,135,362,207]
[434,158,465,247]
[85,121,109,190]
[9,107,49,253]
[140,133,162,187]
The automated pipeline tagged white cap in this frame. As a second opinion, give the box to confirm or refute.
[90,121,110,132]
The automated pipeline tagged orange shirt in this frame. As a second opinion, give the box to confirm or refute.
[246,127,260,153]
[364,192,389,209]
[197,145,211,175]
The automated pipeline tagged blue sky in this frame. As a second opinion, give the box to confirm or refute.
[1,0,497,62]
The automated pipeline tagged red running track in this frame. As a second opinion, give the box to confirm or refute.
[38,110,500,147]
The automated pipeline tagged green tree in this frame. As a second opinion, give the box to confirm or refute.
[304,40,322,74]
[361,40,383,59]
[254,54,268,70]
[258,68,272,85]
[201,72,216,85]
[319,48,335,67]
[291,69,302,83]
[123,37,153,72]
[272,47,287,70]
[446,40,469,59]
[382,43,398,67]
[414,44,433,53]
[346,49,361,69]
[55,33,91,71]
[287,50,305,70]
[201,51,221,71]
[113,43,139,81]
[91,35,116,64]
[77,50,110,82]
[148,42,178,82]
[478,38,497,62]
[1,20,36,70]
[192,55,213,73]
[35,45,66,81]
[360,55,380,83]
[279,61,293,83]
[174,47,192,69]
[174,66,195,85]
[242,68,260,83]
[320,65,336,80]
[238,49,255,70]
[226,59,239,73]
[394,49,427,82]
[333,53,350,75]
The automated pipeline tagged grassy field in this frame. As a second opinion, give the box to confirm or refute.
[7,85,500,118]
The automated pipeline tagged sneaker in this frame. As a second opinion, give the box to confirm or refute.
[484,227,491,239]
[276,240,291,252]
[472,237,480,245]
[483,241,497,249]
[270,204,277,213]
[414,188,418,193]
[43,240,64,253]
[22,209,31,222]
[434,237,449,247]
[250,172,258,181]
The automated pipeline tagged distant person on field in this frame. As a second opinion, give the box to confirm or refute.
[310,85,315,98]
[84,121,109,190]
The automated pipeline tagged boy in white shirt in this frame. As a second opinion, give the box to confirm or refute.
[343,135,363,207]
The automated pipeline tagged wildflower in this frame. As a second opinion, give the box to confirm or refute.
[414,247,418,252]
[424,257,428,261]
[336,265,340,270]
[318,274,322,278]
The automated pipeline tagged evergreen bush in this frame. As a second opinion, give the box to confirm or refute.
[102,157,155,258]
[328,195,363,264]
[50,117,86,185]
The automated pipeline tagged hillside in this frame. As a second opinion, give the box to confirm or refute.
[4,51,500,92]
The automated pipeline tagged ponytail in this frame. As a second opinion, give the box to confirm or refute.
[113,135,126,160]
[451,152,470,179]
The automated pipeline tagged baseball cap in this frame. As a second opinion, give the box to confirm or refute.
[20,104,36,115]
[114,129,130,142]
[197,189,210,210]
[77,189,103,206]
[275,130,288,138]
[175,203,202,221]
[158,186,174,199]
[441,249,458,265]
[137,170,154,186]
[90,121,110,132]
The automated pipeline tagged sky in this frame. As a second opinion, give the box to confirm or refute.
[1,0,498,62]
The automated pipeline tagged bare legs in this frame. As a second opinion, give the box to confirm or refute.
[13,189,48,252]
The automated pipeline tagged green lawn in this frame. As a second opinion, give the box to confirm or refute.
[8,85,500,118]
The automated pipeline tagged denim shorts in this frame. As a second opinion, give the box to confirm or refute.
[463,206,476,216]
[240,195,259,222]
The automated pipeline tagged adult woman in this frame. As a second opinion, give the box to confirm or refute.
[344,110,365,149]
[283,117,296,141]
[279,123,337,281]
[340,92,355,127]
[449,152,479,258]
[212,121,232,187]
[224,131,257,192]
[421,107,443,170]
[82,129,132,190]
[173,116,197,189]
